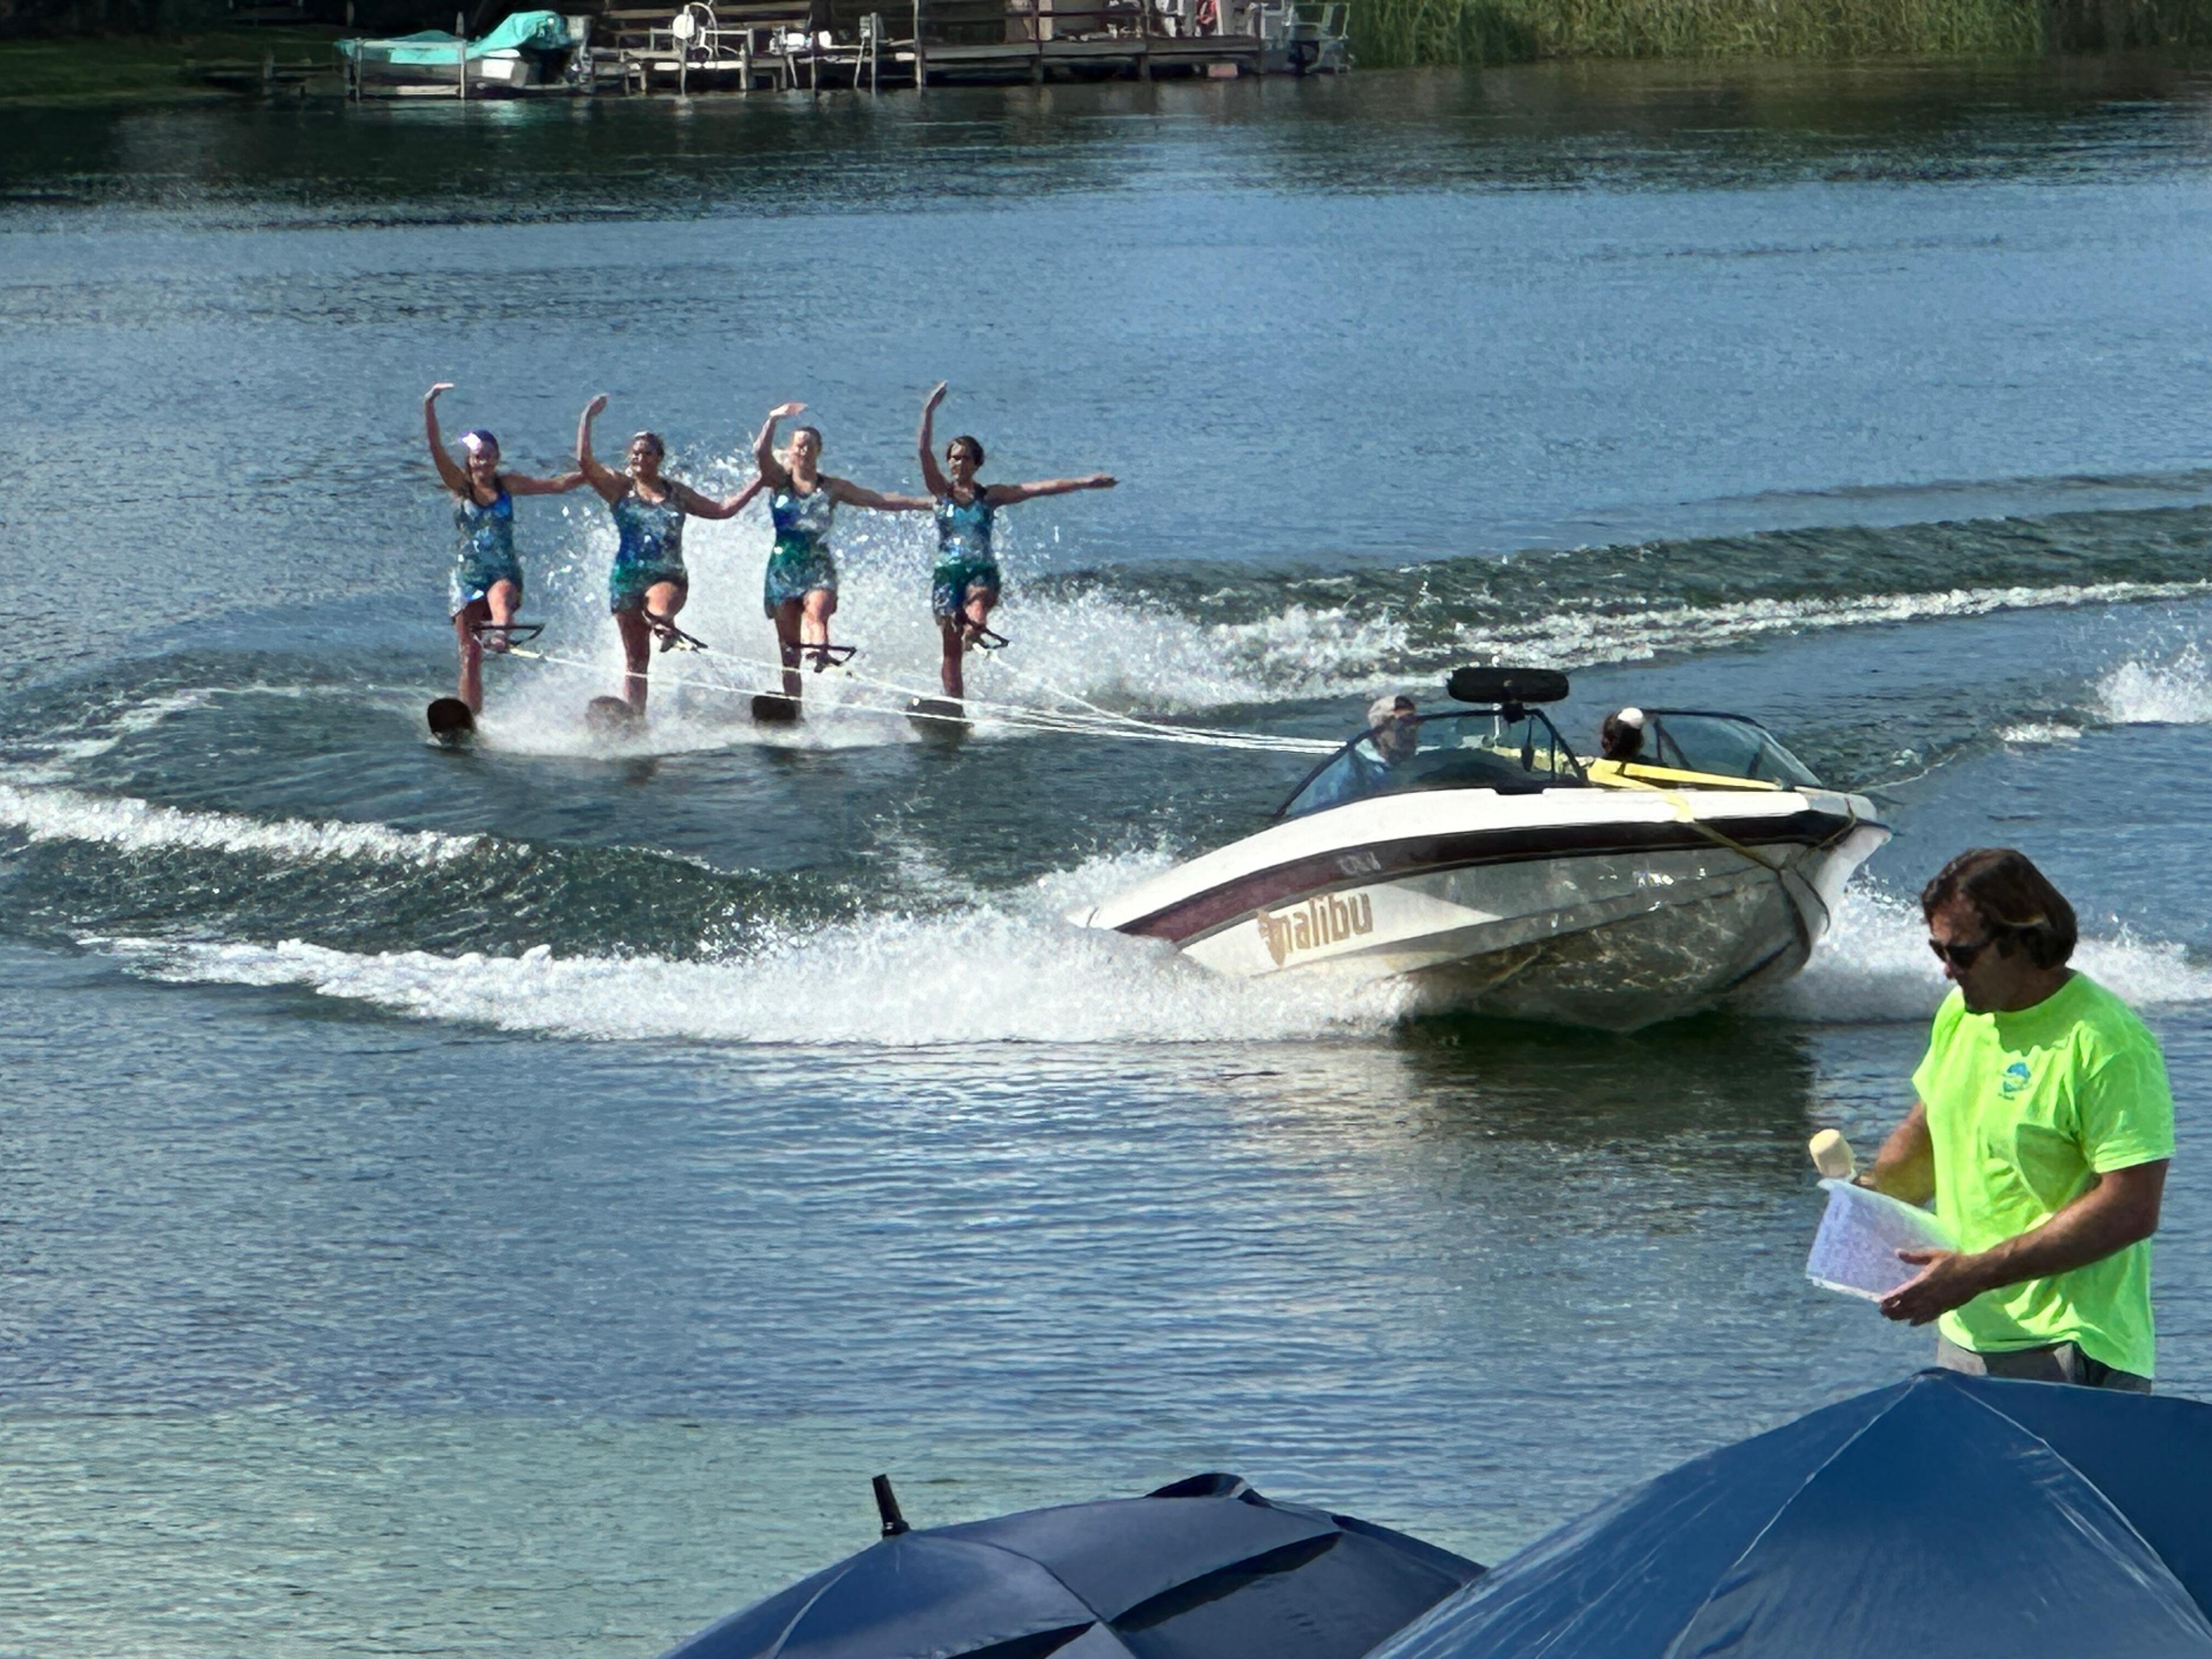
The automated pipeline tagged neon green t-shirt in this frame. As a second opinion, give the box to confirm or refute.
[1912,972,2174,1377]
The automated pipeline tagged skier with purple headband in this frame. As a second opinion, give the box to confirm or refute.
[423,382,585,714]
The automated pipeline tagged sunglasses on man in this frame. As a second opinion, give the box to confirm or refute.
[1929,934,1998,969]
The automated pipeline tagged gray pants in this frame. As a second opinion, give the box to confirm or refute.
[1936,1334,2152,1393]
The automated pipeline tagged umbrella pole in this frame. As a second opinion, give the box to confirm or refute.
[873,1474,911,1537]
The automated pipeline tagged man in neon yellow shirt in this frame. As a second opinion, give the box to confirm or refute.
[1865,847,2173,1389]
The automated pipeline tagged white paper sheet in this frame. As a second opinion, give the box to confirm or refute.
[1804,1179,1959,1302]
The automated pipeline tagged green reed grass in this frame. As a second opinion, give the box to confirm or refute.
[1349,0,2212,67]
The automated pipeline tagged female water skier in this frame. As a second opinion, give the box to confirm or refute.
[752,402,929,703]
[577,393,766,716]
[423,382,585,713]
[916,381,1116,702]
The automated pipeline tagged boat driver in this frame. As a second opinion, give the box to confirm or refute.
[1305,694,1421,813]
[1600,707,1645,762]
[1368,693,1419,766]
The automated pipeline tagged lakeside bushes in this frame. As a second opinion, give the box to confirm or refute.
[1349,0,2212,66]
[2,0,227,38]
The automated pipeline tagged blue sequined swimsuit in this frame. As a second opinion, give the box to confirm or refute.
[930,491,1001,619]
[763,484,838,617]
[449,484,520,616]
[608,483,687,614]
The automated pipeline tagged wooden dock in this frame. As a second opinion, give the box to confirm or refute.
[583,0,1347,93]
[316,0,1344,100]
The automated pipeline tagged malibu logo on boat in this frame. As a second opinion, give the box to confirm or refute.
[1256,892,1374,965]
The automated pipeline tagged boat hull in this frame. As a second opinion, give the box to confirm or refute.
[1074,787,1888,1032]
[344,49,541,93]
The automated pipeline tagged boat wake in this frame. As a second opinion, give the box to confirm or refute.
[90,853,1411,1047]
[501,484,2212,722]
[1760,888,2212,1024]
[0,781,484,867]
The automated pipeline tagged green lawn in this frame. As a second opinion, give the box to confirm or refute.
[0,25,345,101]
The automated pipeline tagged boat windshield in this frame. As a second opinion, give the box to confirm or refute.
[1280,710,1585,819]
[1638,711,1824,788]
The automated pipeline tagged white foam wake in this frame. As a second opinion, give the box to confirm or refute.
[1997,721,2082,747]
[95,854,1410,1046]
[0,782,483,866]
[968,577,2212,715]
[518,506,1410,728]
[1764,887,2212,1024]
[494,467,2212,719]
[1460,579,2212,673]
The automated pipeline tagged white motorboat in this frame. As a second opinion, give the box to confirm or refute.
[336,10,579,96]
[1070,668,1889,1031]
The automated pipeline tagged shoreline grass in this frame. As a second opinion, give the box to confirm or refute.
[0,24,340,101]
[1348,0,2212,66]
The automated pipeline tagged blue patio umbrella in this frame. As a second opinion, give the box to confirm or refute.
[1369,1369,2212,1659]
[661,1472,1483,1659]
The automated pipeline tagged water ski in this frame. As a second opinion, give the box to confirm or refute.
[426,697,476,745]
[586,695,639,734]
[907,696,969,737]
[752,694,801,725]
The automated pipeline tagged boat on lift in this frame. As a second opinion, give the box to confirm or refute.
[1069,667,1889,1031]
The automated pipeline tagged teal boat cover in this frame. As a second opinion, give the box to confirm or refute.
[339,10,571,63]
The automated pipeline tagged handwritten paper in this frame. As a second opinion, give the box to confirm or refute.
[1805,1179,1958,1302]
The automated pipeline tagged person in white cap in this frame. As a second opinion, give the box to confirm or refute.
[1368,692,1421,766]
[1302,694,1421,813]
[1600,706,1646,762]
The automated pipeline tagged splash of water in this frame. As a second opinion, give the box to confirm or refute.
[522,472,2212,720]
[93,853,1411,1047]
[1766,887,2212,1024]
[2097,646,2212,726]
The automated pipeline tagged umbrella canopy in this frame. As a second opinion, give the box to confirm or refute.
[1370,1369,2212,1659]
[662,1472,1482,1659]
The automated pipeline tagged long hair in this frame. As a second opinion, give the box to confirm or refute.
[1921,847,2077,970]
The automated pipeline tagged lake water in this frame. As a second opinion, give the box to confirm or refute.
[5,55,2212,1657]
